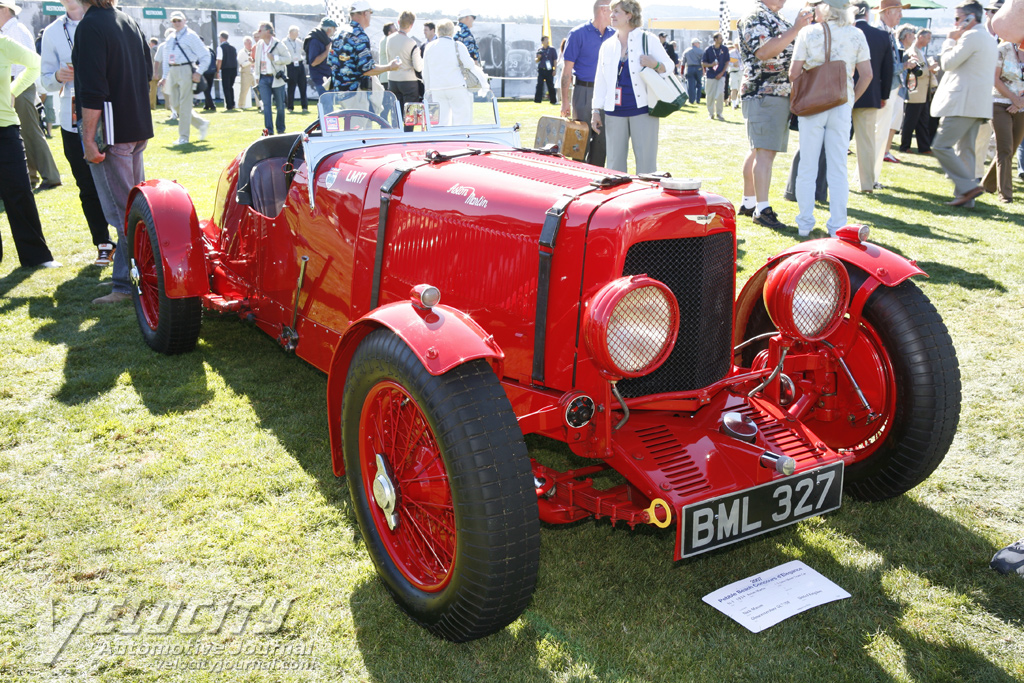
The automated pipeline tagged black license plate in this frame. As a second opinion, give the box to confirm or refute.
[680,462,844,558]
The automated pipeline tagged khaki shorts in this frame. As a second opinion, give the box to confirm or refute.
[742,95,791,153]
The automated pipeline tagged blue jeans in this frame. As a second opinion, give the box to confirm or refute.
[685,67,702,104]
[258,75,286,134]
[1018,137,1024,176]
[89,140,147,294]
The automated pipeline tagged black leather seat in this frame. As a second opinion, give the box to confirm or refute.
[249,157,289,218]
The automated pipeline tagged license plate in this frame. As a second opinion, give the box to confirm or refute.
[680,461,844,558]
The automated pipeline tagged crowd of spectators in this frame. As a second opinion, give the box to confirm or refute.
[5,0,1024,280]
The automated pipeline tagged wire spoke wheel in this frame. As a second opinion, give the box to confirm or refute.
[359,381,455,592]
[126,193,202,355]
[343,329,539,642]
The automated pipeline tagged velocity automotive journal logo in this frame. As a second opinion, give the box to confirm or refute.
[35,595,302,667]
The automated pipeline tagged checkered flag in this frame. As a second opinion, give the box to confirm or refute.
[325,0,348,25]
[719,0,730,39]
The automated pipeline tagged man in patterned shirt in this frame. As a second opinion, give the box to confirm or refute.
[329,0,397,92]
[455,9,480,65]
[737,0,810,231]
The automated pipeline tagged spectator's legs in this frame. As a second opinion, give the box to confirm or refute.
[0,126,53,266]
[61,127,111,247]
[823,103,852,235]
[273,85,286,134]
[795,110,826,236]
[933,115,982,199]
[222,68,237,110]
[852,107,879,191]
[89,140,147,293]
[604,115,628,173]
[629,113,659,175]
[258,75,274,133]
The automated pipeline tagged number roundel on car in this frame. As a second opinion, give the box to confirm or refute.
[583,276,680,380]
[763,252,850,342]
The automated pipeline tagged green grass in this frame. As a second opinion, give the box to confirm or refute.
[1,100,1022,682]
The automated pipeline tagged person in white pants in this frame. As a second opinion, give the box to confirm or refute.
[422,20,487,126]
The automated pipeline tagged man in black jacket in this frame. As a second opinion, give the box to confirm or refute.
[73,0,153,305]
[851,0,894,193]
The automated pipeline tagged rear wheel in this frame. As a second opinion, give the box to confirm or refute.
[127,193,202,355]
[342,329,540,642]
[741,275,960,501]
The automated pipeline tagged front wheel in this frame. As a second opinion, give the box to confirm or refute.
[342,329,540,642]
[742,276,961,501]
[126,193,202,355]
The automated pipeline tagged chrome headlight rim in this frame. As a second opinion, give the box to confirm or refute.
[582,275,680,380]
[764,252,851,343]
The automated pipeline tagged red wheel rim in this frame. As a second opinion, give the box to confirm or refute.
[359,381,455,592]
[807,319,897,461]
[133,221,159,330]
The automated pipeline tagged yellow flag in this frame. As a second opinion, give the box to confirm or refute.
[543,0,551,40]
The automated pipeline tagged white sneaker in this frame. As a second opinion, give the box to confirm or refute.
[198,119,210,141]
[38,260,62,268]
[173,137,189,146]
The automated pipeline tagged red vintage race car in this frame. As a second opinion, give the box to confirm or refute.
[126,92,960,642]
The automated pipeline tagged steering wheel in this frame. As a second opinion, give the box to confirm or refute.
[284,119,321,185]
[330,109,393,131]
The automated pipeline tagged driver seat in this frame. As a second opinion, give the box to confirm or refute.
[249,158,289,218]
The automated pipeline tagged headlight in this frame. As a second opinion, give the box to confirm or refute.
[764,252,850,342]
[583,276,679,379]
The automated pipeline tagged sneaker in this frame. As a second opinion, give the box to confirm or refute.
[991,539,1024,576]
[36,260,62,268]
[716,115,725,121]
[198,119,210,141]
[873,182,884,190]
[173,137,190,146]
[92,291,132,305]
[95,243,115,267]
[798,228,812,238]
[752,206,787,230]
[884,152,901,163]
[737,204,755,217]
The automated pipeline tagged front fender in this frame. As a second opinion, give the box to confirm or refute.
[734,237,927,348]
[127,180,209,298]
[325,303,504,476]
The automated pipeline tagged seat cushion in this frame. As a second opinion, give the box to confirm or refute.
[249,157,289,218]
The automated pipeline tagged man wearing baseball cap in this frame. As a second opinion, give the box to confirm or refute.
[455,9,480,65]
[328,1,399,92]
[305,18,337,96]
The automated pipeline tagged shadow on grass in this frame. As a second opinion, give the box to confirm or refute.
[24,266,215,414]
[344,487,1021,682]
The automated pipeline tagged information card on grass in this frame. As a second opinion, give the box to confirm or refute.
[702,560,850,633]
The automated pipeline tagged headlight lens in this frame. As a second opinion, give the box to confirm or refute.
[764,252,850,342]
[584,276,679,379]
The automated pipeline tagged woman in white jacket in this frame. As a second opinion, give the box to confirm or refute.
[591,0,670,174]
[423,20,488,126]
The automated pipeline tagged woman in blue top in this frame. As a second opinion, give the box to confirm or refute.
[591,0,670,174]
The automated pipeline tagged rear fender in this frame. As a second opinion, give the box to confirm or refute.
[734,237,927,349]
[127,180,210,298]
[325,303,504,476]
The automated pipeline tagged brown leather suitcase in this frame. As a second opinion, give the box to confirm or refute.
[534,116,590,161]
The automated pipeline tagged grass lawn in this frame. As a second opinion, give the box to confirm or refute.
[1,99,1022,682]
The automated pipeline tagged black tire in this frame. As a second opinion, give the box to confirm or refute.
[841,279,961,500]
[342,329,540,642]
[740,274,960,501]
[126,193,202,355]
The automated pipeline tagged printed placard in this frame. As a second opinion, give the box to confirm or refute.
[702,560,850,633]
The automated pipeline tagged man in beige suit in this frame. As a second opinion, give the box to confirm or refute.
[931,0,998,206]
